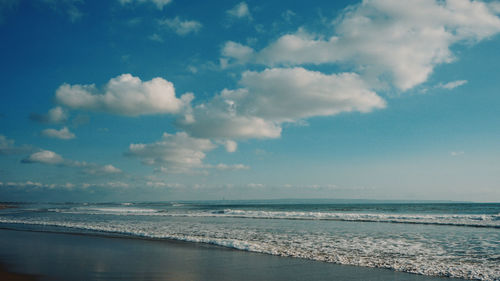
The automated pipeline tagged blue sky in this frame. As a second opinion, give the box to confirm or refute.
[1,0,500,202]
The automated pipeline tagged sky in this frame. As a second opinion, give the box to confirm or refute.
[1,0,500,202]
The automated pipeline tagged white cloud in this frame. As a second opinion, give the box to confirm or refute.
[126,132,216,174]
[222,0,500,90]
[436,80,468,89]
[159,17,202,36]
[41,127,76,140]
[119,0,172,10]
[22,150,64,165]
[227,2,251,20]
[180,67,385,139]
[55,74,192,116]
[30,106,68,124]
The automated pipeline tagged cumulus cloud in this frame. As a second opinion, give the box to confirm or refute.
[159,17,202,36]
[55,74,192,116]
[126,132,216,174]
[221,0,500,90]
[41,127,76,140]
[22,150,64,165]
[119,0,172,9]
[227,2,251,20]
[436,80,468,90]
[180,67,385,139]
[30,106,68,124]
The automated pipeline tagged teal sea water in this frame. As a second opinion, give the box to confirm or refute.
[1,201,499,280]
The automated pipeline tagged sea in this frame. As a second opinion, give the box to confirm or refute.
[0,200,499,281]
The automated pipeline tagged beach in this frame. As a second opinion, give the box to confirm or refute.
[0,228,465,281]
[0,201,498,280]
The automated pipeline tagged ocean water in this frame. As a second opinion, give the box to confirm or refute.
[0,200,498,281]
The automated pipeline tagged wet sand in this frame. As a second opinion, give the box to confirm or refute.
[0,264,38,281]
[0,228,465,281]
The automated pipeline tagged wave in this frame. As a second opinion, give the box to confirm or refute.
[213,209,500,228]
[43,207,500,228]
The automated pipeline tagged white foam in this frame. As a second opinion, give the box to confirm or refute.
[206,209,500,228]
[49,207,159,215]
[45,207,500,228]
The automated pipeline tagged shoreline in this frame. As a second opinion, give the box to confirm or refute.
[0,228,467,281]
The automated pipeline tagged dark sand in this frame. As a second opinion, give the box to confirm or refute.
[0,264,38,281]
[0,204,15,210]
[0,228,465,281]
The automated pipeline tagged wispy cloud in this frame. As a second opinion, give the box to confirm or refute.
[118,0,172,10]
[21,149,122,175]
[41,0,84,23]
[211,163,249,171]
[148,33,163,42]
[159,17,202,36]
[0,135,31,155]
[0,0,19,25]
[436,80,468,90]
[450,151,465,157]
